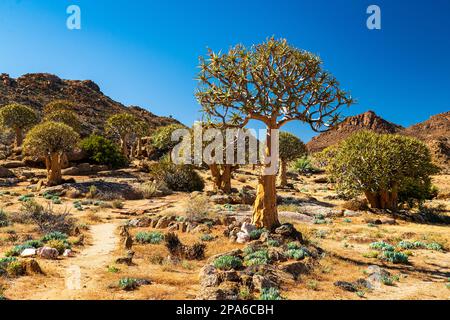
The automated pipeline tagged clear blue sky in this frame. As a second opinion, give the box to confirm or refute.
[0,0,449,142]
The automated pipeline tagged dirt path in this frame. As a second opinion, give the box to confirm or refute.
[5,223,119,300]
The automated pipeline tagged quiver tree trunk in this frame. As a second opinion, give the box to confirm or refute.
[46,152,63,186]
[14,127,23,148]
[209,163,233,194]
[120,135,129,158]
[252,128,280,230]
[278,160,288,187]
[364,188,398,211]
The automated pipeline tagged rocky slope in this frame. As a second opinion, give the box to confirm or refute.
[401,111,450,172]
[307,110,450,172]
[0,73,179,137]
[306,110,403,153]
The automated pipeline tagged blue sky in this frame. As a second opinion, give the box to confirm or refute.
[0,0,449,142]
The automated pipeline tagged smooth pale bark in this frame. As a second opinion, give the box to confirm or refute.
[14,127,23,148]
[209,163,233,194]
[278,160,288,187]
[46,153,63,186]
[120,135,129,158]
[252,128,280,230]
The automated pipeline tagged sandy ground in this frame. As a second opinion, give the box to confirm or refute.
[1,170,449,300]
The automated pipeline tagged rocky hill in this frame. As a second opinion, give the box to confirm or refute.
[0,73,179,137]
[306,110,450,173]
[306,110,403,153]
[401,111,450,172]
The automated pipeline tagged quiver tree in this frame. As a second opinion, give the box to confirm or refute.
[0,103,39,147]
[150,123,186,159]
[323,131,439,210]
[278,131,307,187]
[133,120,150,158]
[196,38,353,230]
[105,113,139,158]
[43,102,82,168]
[23,121,79,186]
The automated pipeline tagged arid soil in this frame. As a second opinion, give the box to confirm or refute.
[1,167,449,300]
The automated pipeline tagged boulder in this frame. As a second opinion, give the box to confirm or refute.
[279,261,310,280]
[199,265,220,287]
[37,247,59,259]
[252,274,278,291]
[236,232,250,244]
[63,249,75,257]
[0,166,15,178]
[20,248,37,257]
[23,259,43,274]
[155,216,171,229]
[334,281,357,292]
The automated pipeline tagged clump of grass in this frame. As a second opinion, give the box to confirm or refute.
[41,231,68,242]
[213,255,243,270]
[267,239,281,247]
[244,250,270,266]
[426,242,443,251]
[369,241,395,251]
[6,260,24,277]
[363,251,379,259]
[249,228,266,240]
[259,287,283,300]
[118,278,139,291]
[107,265,120,273]
[46,239,69,254]
[200,234,215,242]
[185,194,210,221]
[285,248,307,260]
[306,280,319,290]
[0,209,9,227]
[381,251,409,264]
[239,286,253,300]
[135,231,164,244]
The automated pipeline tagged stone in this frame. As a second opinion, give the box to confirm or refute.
[192,224,210,234]
[123,236,133,250]
[366,265,391,288]
[115,250,134,265]
[334,281,357,292]
[279,261,310,280]
[199,265,220,287]
[241,222,256,234]
[343,210,361,217]
[23,259,43,274]
[37,247,59,259]
[274,223,302,241]
[20,248,37,257]
[221,270,241,282]
[355,278,373,290]
[252,274,278,291]
[268,247,287,262]
[1,161,25,169]
[168,223,179,232]
[0,166,15,178]
[63,249,75,257]
[236,232,250,243]
[155,216,171,229]
[210,194,231,204]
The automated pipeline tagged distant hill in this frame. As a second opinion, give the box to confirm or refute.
[306,110,403,153]
[307,110,450,173]
[0,73,179,137]
[401,111,450,173]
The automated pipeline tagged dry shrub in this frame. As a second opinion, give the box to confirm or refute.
[18,200,75,234]
[164,232,205,260]
[185,194,210,221]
